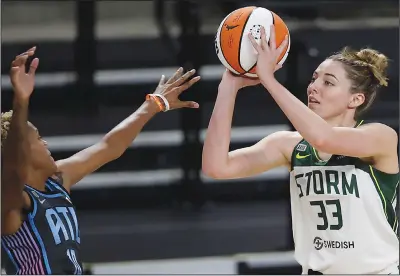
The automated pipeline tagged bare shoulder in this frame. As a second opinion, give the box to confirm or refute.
[263,130,303,165]
[360,123,398,153]
[360,123,398,172]
[279,130,304,156]
[2,192,30,235]
[359,123,398,138]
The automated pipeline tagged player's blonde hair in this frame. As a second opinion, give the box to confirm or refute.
[1,111,13,149]
[328,47,389,117]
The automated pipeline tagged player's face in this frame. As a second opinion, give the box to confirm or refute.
[306,59,363,119]
[27,123,57,173]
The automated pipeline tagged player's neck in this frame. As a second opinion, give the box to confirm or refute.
[25,167,51,192]
[324,114,357,128]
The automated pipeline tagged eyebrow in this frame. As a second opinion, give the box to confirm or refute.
[325,73,338,81]
[313,72,339,82]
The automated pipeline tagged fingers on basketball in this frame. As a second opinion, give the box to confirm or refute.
[260,26,268,50]
[248,33,260,53]
[269,25,277,50]
[277,35,289,55]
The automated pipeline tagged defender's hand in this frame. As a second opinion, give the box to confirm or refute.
[10,46,39,101]
[153,67,201,110]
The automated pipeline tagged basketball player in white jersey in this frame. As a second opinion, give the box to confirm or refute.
[202,25,399,274]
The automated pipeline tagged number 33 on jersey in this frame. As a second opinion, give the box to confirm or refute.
[289,139,399,274]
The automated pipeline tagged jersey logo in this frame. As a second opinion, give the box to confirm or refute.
[45,206,80,245]
[296,144,307,152]
[296,153,311,159]
[39,199,46,204]
[65,197,72,204]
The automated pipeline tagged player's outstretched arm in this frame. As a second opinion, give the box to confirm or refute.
[2,47,38,233]
[202,70,298,179]
[250,26,398,163]
[57,68,201,190]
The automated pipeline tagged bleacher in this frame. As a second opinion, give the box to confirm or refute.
[1,0,398,272]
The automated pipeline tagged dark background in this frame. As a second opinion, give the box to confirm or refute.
[1,0,398,274]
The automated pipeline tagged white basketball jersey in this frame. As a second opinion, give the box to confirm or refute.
[290,139,399,274]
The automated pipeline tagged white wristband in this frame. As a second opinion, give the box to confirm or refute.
[153,94,170,112]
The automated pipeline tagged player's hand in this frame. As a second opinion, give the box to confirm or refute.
[220,69,260,90]
[153,67,201,110]
[248,25,288,80]
[10,46,39,101]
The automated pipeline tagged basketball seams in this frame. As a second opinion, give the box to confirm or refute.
[245,10,275,76]
[237,8,256,74]
[216,6,290,78]
[219,6,256,74]
[218,12,235,73]
[271,12,290,64]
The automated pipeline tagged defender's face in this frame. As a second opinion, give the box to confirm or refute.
[27,123,57,172]
[306,59,363,119]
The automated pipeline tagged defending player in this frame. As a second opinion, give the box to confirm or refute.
[1,47,200,275]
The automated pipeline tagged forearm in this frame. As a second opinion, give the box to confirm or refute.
[102,100,159,157]
[2,97,30,210]
[202,82,238,174]
[261,76,331,146]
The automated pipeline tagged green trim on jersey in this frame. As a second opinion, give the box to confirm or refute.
[367,166,399,233]
[290,119,399,234]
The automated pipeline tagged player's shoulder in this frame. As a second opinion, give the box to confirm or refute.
[269,130,302,139]
[359,122,398,140]
[268,130,304,155]
[276,130,303,143]
[359,122,397,132]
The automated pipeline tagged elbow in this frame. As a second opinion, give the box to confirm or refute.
[202,168,225,179]
[111,150,124,161]
[201,161,216,179]
[202,151,232,179]
[202,164,229,180]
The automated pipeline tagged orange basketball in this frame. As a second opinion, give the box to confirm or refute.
[214,6,291,78]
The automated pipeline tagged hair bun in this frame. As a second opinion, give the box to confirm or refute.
[356,49,389,86]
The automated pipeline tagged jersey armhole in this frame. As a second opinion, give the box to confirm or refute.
[22,188,38,218]
[290,139,305,171]
[47,177,71,197]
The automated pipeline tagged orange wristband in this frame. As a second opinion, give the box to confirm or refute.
[146,94,165,112]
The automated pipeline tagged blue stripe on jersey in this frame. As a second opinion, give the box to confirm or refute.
[46,179,70,199]
[1,241,19,272]
[45,183,55,191]
[28,214,52,274]
[24,187,64,218]
[25,187,64,198]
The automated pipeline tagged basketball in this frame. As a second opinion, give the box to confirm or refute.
[214,6,291,78]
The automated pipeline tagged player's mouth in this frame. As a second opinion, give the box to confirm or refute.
[308,96,320,104]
